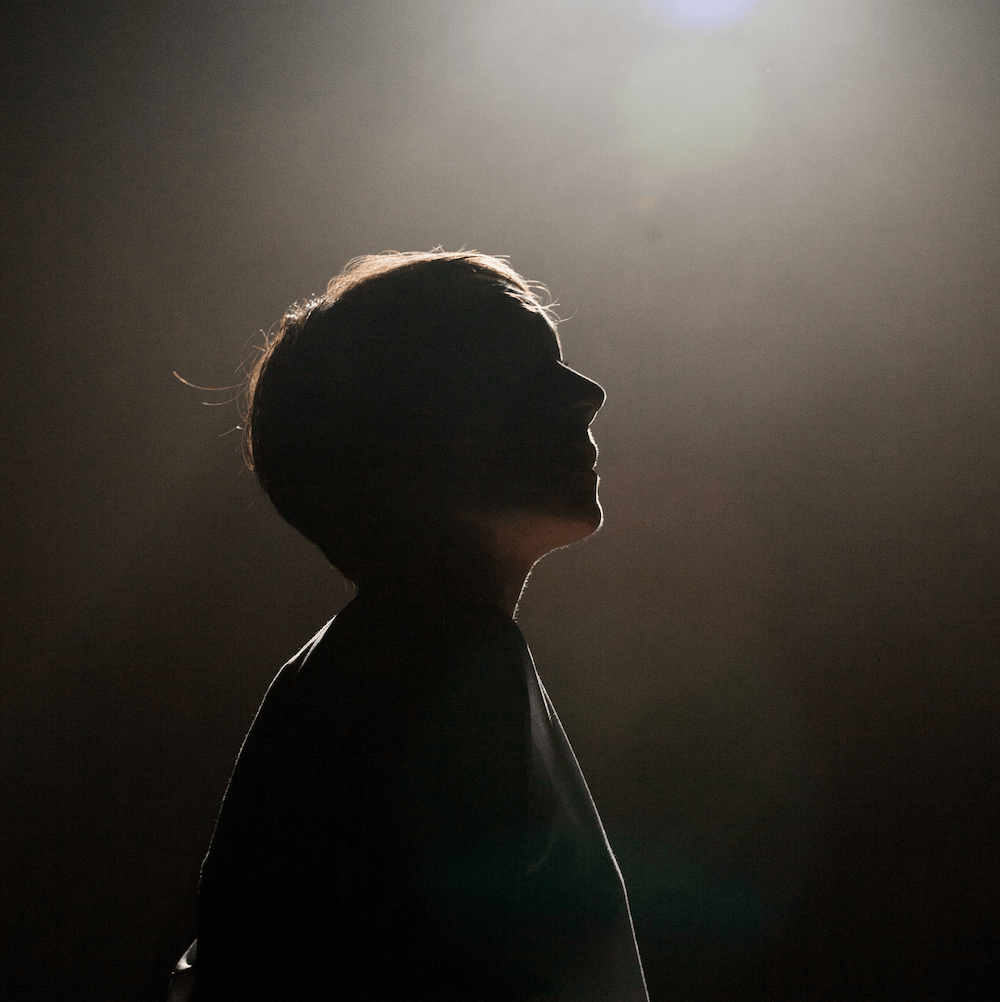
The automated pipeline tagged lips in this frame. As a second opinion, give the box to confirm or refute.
[564,438,598,469]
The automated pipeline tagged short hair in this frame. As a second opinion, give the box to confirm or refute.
[243,250,557,583]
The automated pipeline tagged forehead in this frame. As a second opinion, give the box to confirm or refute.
[491,290,562,361]
[428,301,560,398]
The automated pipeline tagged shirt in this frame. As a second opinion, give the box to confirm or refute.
[193,593,647,1001]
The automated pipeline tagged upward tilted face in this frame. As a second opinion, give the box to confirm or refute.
[439,297,607,549]
[248,253,608,580]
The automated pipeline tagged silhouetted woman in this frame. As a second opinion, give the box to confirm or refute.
[173,251,648,1001]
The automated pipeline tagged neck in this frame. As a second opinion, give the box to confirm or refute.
[361,565,527,618]
[350,509,589,618]
[356,517,536,619]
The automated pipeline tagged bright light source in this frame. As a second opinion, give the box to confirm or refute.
[642,0,762,33]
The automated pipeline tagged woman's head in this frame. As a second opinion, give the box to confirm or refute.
[245,251,604,584]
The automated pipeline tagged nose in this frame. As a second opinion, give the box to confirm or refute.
[563,366,606,423]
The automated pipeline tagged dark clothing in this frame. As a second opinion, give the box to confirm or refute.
[193,595,647,1001]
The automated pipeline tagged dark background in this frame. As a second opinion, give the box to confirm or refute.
[2,1,997,998]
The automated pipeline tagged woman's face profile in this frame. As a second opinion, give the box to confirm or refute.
[448,301,607,553]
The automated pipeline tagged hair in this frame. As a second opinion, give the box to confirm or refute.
[243,250,557,583]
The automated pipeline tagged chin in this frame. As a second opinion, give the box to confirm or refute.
[571,503,604,540]
[487,474,603,556]
[543,493,604,549]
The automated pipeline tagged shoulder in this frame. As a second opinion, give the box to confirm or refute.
[291,594,527,701]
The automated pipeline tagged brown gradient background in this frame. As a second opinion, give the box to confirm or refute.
[2,1,997,998]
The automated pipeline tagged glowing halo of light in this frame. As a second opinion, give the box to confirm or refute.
[642,0,762,34]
